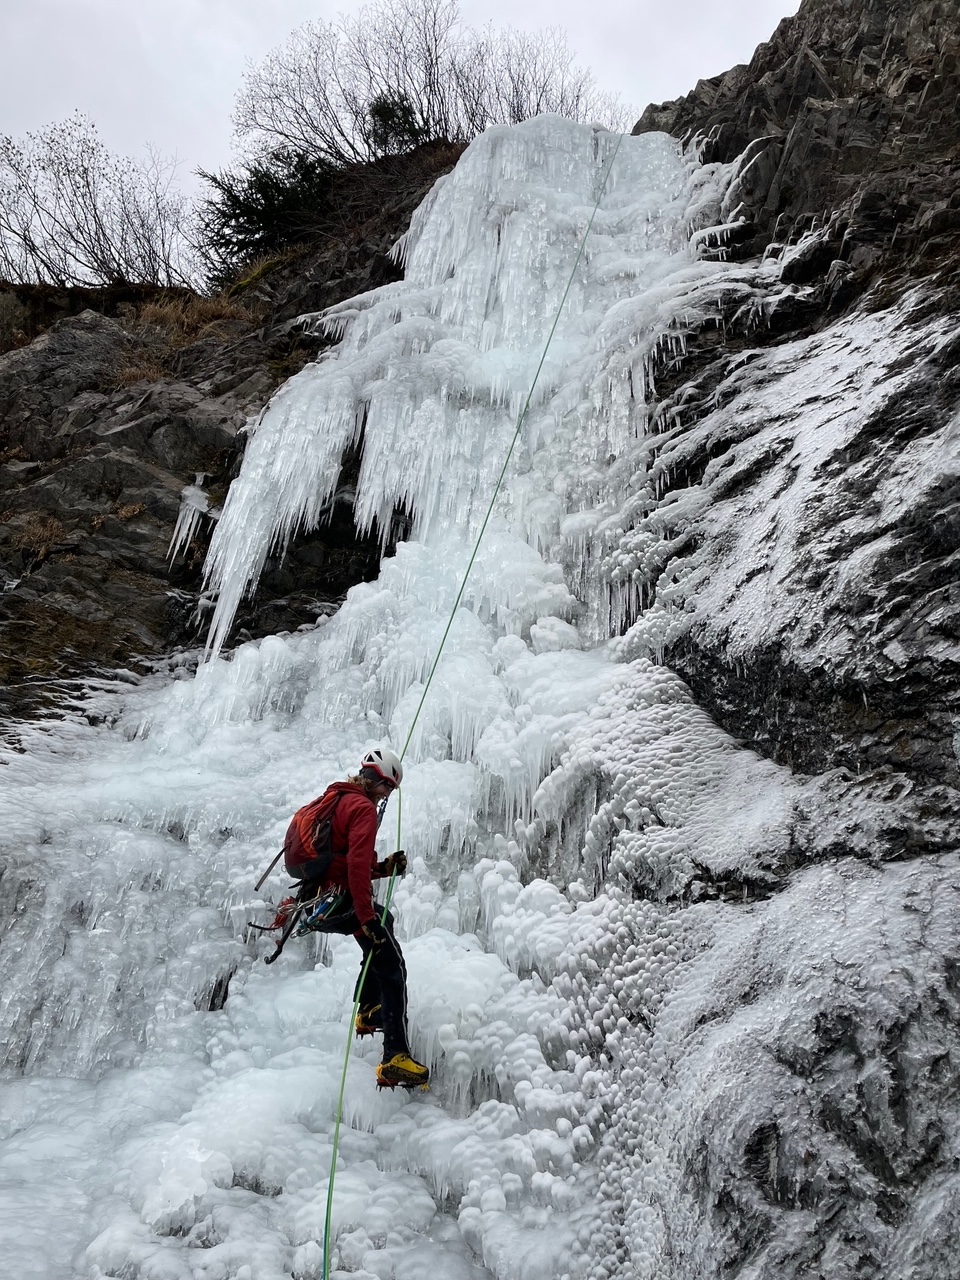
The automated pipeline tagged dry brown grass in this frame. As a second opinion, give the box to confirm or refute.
[112,502,145,521]
[137,294,253,347]
[225,250,301,298]
[11,513,67,556]
[114,361,167,388]
[111,292,260,387]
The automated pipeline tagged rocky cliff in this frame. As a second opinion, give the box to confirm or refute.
[625,2,960,1275]
[0,144,460,721]
[636,0,960,282]
[629,0,959,807]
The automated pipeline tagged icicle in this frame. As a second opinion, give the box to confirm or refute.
[168,475,211,562]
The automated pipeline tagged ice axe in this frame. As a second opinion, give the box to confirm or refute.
[254,847,284,892]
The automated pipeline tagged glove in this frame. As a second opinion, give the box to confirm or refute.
[361,918,389,945]
[380,850,407,877]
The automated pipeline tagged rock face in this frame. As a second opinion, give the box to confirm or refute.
[642,281,960,808]
[0,305,293,719]
[624,2,960,1276]
[0,144,459,720]
[628,0,960,809]
[635,0,960,280]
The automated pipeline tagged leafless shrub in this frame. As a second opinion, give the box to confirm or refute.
[0,113,199,288]
[453,25,630,136]
[235,0,633,166]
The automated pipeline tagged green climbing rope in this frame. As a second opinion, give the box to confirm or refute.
[321,129,625,1280]
[321,792,401,1275]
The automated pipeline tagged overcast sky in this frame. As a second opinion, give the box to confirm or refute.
[1,0,800,185]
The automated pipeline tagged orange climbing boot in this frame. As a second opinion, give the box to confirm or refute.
[355,1004,383,1038]
[376,1052,429,1090]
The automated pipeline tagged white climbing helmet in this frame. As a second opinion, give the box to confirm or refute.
[360,746,403,789]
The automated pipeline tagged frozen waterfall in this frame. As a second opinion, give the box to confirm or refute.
[0,117,815,1280]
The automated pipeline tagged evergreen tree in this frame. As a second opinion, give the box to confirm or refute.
[198,149,336,280]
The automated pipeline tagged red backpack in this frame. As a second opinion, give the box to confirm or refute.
[283,787,345,880]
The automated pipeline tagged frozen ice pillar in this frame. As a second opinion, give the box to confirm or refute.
[201,116,710,655]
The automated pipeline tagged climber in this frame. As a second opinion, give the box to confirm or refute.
[284,746,429,1090]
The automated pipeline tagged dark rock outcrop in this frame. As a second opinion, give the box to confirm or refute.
[0,143,461,721]
[622,5,960,1276]
[0,306,277,719]
[627,0,960,809]
[635,0,960,283]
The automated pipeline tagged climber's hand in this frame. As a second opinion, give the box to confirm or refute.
[362,918,389,945]
[380,850,407,877]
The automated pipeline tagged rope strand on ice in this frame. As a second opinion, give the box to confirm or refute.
[321,130,625,1280]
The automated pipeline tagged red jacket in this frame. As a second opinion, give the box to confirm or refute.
[315,781,386,925]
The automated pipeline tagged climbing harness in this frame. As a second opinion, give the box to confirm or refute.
[319,128,626,1279]
[250,804,380,965]
[294,887,350,935]
[247,889,339,964]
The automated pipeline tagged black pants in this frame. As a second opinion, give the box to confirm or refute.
[351,909,410,1060]
[296,883,410,1060]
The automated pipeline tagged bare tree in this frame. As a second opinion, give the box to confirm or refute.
[0,113,198,287]
[234,0,633,166]
[454,25,629,136]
